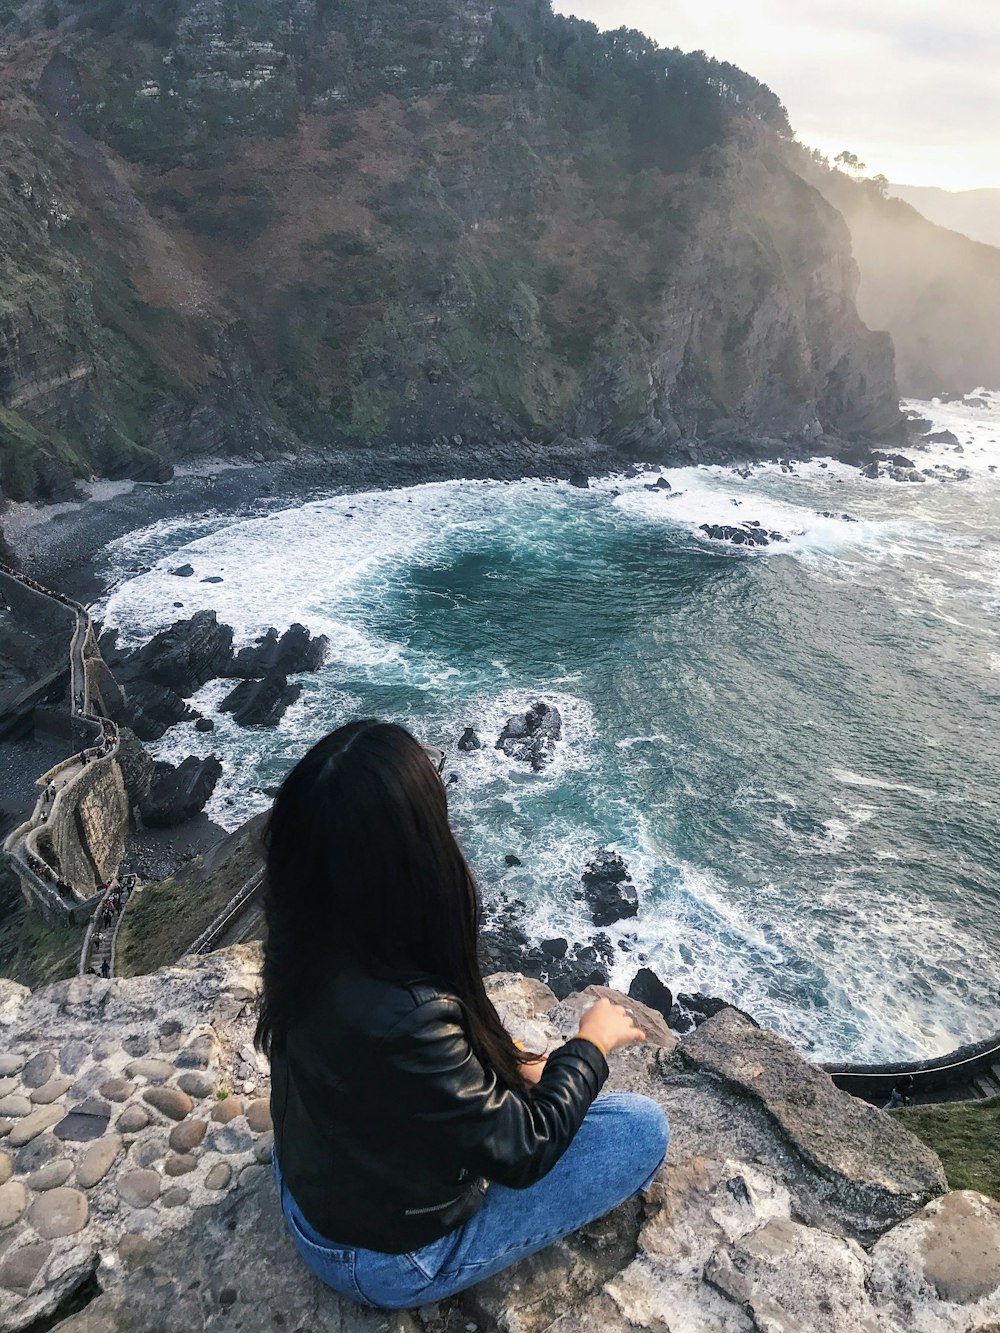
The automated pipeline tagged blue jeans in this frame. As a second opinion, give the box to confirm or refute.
[273,1089,669,1309]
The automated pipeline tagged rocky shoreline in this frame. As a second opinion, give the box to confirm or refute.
[1,420,926,600]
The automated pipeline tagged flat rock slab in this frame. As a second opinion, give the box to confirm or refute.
[98,1079,135,1103]
[117,1169,161,1209]
[115,1107,150,1134]
[210,1100,243,1125]
[124,1060,174,1084]
[26,1160,74,1191]
[0,1095,31,1119]
[0,1241,51,1292]
[678,1010,947,1241]
[28,1187,89,1239]
[175,1072,214,1099]
[31,1078,74,1105]
[54,1100,112,1143]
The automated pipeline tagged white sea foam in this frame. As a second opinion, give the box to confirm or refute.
[98,392,1000,1062]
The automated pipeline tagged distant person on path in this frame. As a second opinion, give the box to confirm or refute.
[257,720,668,1310]
[883,1075,914,1110]
[101,958,110,978]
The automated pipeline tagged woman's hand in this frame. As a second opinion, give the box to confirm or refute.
[576,996,647,1055]
[519,1055,548,1087]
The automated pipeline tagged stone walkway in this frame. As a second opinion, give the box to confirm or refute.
[0,947,272,1330]
[0,564,120,918]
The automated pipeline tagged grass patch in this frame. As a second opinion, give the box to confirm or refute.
[897,1099,1000,1200]
[0,901,81,989]
[116,815,266,976]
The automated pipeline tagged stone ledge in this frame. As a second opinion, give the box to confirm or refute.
[0,949,995,1333]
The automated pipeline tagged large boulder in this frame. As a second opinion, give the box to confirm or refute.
[496,701,561,771]
[581,848,638,927]
[628,966,673,1021]
[116,612,233,697]
[218,676,301,728]
[123,681,196,742]
[227,625,328,679]
[676,1009,947,1242]
[139,756,222,827]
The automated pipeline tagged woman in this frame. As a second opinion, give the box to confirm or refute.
[256,719,669,1310]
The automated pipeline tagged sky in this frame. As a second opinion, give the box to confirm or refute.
[553,0,1000,192]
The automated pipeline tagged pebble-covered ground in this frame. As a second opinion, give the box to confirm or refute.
[0,946,271,1329]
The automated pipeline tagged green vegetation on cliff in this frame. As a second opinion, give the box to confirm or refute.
[0,0,900,502]
[898,1099,1000,1201]
[116,813,265,976]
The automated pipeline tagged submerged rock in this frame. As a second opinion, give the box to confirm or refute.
[495,700,562,771]
[581,849,639,927]
[219,676,302,728]
[699,522,785,546]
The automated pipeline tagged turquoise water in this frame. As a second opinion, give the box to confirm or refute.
[100,395,1000,1061]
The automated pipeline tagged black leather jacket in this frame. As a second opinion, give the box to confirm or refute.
[269,951,609,1254]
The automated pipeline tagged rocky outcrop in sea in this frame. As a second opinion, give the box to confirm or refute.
[0,947,995,1332]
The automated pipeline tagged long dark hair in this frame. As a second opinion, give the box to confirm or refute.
[254,719,533,1092]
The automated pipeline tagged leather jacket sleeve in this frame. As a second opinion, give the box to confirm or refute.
[381,995,609,1190]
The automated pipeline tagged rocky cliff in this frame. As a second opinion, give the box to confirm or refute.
[0,947,996,1333]
[0,0,902,503]
[800,161,1000,397]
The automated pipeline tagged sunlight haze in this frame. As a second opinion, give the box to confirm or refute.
[553,0,1000,191]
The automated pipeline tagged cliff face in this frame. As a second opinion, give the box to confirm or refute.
[0,948,996,1333]
[0,0,901,502]
[803,163,1000,397]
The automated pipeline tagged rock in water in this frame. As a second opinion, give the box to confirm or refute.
[567,470,590,488]
[140,756,222,827]
[628,966,673,1021]
[496,701,562,771]
[116,611,234,696]
[124,681,196,742]
[228,625,329,678]
[699,522,785,546]
[457,726,482,751]
[581,849,639,927]
[668,990,761,1034]
[219,676,302,728]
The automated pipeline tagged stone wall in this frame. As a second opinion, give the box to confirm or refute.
[34,760,128,900]
[0,951,997,1332]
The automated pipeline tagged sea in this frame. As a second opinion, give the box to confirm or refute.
[97,393,1000,1064]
